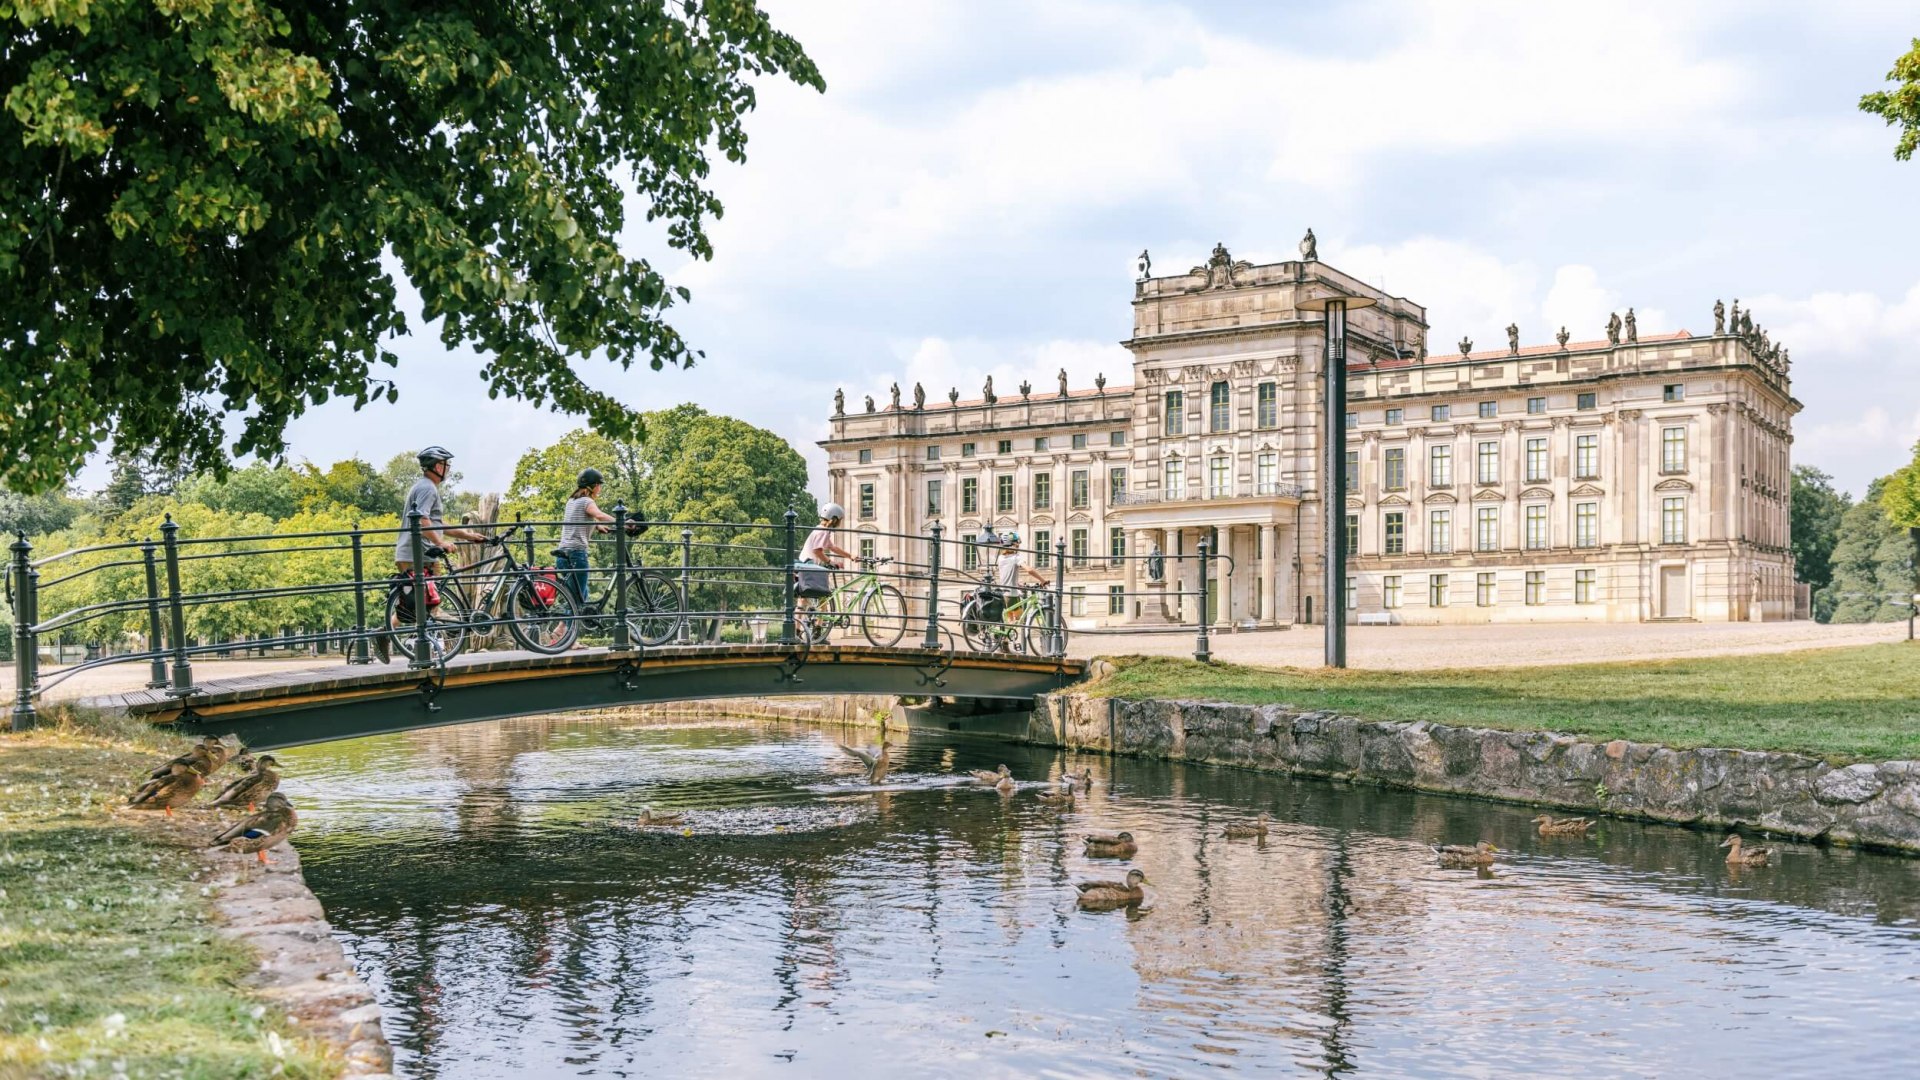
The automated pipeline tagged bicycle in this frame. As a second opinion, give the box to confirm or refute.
[795,556,907,647]
[384,525,579,663]
[560,530,686,647]
[958,580,1061,655]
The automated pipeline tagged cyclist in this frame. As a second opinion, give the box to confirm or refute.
[380,446,491,662]
[974,531,1048,648]
[557,468,619,606]
[797,502,854,615]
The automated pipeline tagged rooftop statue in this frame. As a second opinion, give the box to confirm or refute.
[949,387,959,407]
[1458,335,1473,356]
[1058,368,1069,397]
[1299,228,1318,261]
[983,375,996,405]
[1624,308,1637,344]
[864,394,875,413]
[1556,326,1571,348]
[913,382,925,410]
[1506,323,1519,355]
[1095,372,1107,394]
[1136,249,1152,281]
[1713,298,1725,335]
[1019,379,1031,399]
[1606,311,1622,345]
[890,382,901,410]
[833,388,844,416]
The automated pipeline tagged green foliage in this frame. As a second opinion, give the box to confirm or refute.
[1861,37,1920,161]
[175,461,300,520]
[0,486,85,538]
[1818,479,1918,624]
[289,457,401,517]
[0,0,823,493]
[1883,441,1920,530]
[1790,465,1851,599]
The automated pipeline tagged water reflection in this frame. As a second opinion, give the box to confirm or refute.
[282,713,1920,1079]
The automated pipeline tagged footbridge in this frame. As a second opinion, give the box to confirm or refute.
[9,508,1216,746]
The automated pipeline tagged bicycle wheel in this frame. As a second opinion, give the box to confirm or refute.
[1024,600,1064,657]
[859,585,907,647]
[959,597,994,652]
[385,579,471,664]
[507,573,579,654]
[629,570,686,647]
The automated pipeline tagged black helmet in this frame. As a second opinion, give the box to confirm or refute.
[576,467,604,489]
[417,445,454,468]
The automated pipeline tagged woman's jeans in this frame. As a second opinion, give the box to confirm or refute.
[554,547,591,606]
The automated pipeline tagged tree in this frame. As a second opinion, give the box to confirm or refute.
[1861,38,1920,160]
[1789,465,1851,597]
[0,488,84,538]
[0,2,824,493]
[1818,479,1917,623]
[1883,440,1920,529]
[96,448,188,515]
[382,451,478,521]
[290,458,401,517]
[177,462,301,520]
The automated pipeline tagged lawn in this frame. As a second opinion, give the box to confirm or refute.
[0,711,338,1078]
[1087,641,1920,763]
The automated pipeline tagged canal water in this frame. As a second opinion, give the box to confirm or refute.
[281,713,1920,1079]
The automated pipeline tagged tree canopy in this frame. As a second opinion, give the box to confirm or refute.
[1789,465,1850,598]
[0,0,823,493]
[1819,479,1917,624]
[1861,37,1920,160]
[1883,440,1920,530]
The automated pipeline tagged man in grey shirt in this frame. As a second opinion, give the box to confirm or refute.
[381,446,490,662]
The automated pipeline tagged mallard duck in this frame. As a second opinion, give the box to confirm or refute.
[1431,841,1498,867]
[1034,784,1075,807]
[1532,814,1593,837]
[1222,812,1271,839]
[1076,868,1150,908]
[1720,833,1771,866]
[967,764,1013,786]
[839,738,891,783]
[210,755,281,813]
[1065,769,1095,793]
[148,735,228,780]
[637,808,686,827]
[1082,831,1138,858]
[209,793,297,864]
[129,763,205,816]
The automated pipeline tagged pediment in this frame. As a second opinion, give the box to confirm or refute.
[1472,488,1506,502]
[994,516,1019,530]
[1570,483,1605,497]
[1423,492,1458,505]
[1029,513,1055,526]
[1066,511,1094,524]
[1379,494,1410,507]
[958,518,982,531]
[1346,497,1366,510]
[1519,487,1554,501]
[1654,478,1695,492]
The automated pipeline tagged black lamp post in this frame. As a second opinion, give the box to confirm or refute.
[1297,288,1377,669]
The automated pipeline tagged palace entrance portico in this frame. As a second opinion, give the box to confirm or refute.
[1118,487,1301,629]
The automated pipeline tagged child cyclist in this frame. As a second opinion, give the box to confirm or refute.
[978,531,1049,646]
[798,503,855,614]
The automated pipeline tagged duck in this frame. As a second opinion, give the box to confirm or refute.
[967,764,1013,786]
[1431,841,1498,867]
[1532,814,1594,837]
[1065,769,1095,793]
[1222,812,1271,840]
[1082,831,1138,858]
[210,755,282,813]
[129,763,206,816]
[1720,833,1771,866]
[1076,869,1150,908]
[148,735,228,780]
[231,748,257,774]
[209,793,297,865]
[637,808,686,827]
[1034,784,1075,807]
[839,738,891,784]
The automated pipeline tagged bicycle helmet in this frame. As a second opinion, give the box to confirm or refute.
[416,445,455,468]
[576,467,604,489]
[820,502,846,521]
[997,531,1020,547]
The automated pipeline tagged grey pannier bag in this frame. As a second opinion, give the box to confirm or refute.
[792,561,833,599]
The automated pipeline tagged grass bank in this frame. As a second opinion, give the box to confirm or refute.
[0,709,338,1078]
[1088,641,1920,763]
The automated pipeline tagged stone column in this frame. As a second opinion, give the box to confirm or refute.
[1259,523,1277,626]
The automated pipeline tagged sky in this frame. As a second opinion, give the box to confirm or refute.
[117,0,1920,500]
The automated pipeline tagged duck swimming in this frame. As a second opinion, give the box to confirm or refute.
[1532,815,1593,837]
[839,738,891,783]
[1082,831,1138,858]
[637,808,687,827]
[1076,869,1150,908]
[1720,834,1771,866]
[967,764,1013,786]
[1431,841,1498,867]
[1222,812,1270,840]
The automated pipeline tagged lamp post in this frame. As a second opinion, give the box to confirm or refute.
[1297,288,1377,669]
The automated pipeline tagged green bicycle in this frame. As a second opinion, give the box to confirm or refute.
[958,581,1061,655]
[796,556,907,647]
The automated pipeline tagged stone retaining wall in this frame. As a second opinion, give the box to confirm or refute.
[1031,693,1920,854]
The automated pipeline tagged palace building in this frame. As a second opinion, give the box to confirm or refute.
[822,239,1800,628]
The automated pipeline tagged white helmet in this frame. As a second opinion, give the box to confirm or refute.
[820,502,846,521]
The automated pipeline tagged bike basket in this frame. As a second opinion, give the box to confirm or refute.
[792,562,832,599]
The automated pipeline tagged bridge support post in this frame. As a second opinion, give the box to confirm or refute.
[407,511,433,669]
[10,532,37,731]
[610,504,633,651]
[1194,537,1213,664]
[677,527,693,645]
[781,505,798,645]
[1053,537,1068,659]
[141,540,168,687]
[161,515,198,695]
[348,528,372,664]
[923,521,943,649]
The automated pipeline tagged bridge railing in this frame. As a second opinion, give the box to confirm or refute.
[8,508,1240,730]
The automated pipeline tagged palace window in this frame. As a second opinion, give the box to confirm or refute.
[1257,452,1278,491]
[1109,467,1128,504]
[1110,526,1125,565]
[1383,575,1402,609]
[1071,470,1090,509]
[1344,450,1359,490]
[1430,445,1453,488]
[997,439,1012,455]
[1429,509,1452,554]
[1431,404,1450,422]
[1429,574,1449,607]
[925,479,943,516]
[1164,458,1186,500]
[961,478,978,514]
[927,446,941,461]
[1664,384,1685,403]
[996,475,1014,513]
[1575,434,1599,479]
[1525,570,1545,605]
[1527,396,1545,415]
[1525,504,1548,549]
[1384,511,1406,555]
[1575,502,1598,548]
[1346,513,1359,554]
[1108,585,1125,615]
[860,537,875,561]
[859,483,875,520]
[1164,391,1185,436]
[1477,572,1496,607]
[1208,455,1230,498]
[1110,430,1127,447]
[1386,408,1404,426]
[1476,506,1499,551]
[1384,448,1407,490]
[1346,576,1357,613]
[1575,568,1596,604]
[1072,433,1088,450]
[962,534,980,570]
[1034,530,1051,567]
[1662,497,1687,544]
[962,442,976,457]
[1479,401,1498,419]
[1346,411,1358,428]
[858,449,872,464]
[1034,437,1049,452]
[1477,441,1500,484]
[1070,587,1087,617]
[1072,528,1089,568]
[1662,426,1687,473]
[1525,438,1548,482]
[1258,382,1278,428]
[1210,382,1231,432]
[1032,473,1052,510]
[1577,392,1597,411]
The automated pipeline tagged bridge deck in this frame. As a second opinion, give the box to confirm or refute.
[82,644,1086,750]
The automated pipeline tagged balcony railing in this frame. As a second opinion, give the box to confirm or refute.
[1115,481,1304,506]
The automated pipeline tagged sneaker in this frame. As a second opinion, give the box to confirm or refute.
[373,633,391,665]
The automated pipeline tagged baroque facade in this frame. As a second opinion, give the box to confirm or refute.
[822,242,1799,627]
